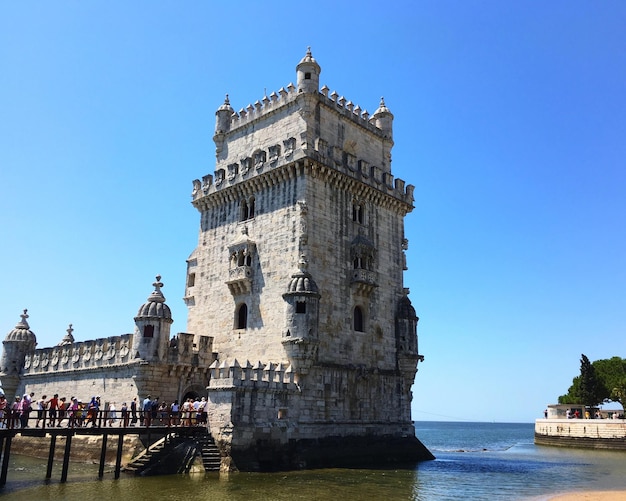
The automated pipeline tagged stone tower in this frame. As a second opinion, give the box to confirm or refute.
[187,48,431,470]
[0,310,37,399]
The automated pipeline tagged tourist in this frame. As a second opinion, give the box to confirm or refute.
[121,402,129,427]
[36,395,47,427]
[67,397,79,428]
[47,394,59,427]
[57,397,67,426]
[182,398,193,427]
[11,396,21,428]
[77,400,86,427]
[19,393,32,428]
[197,397,207,425]
[87,396,99,427]
[0,395,7,428]
[143,395,152,427]
[158,401,168,425]
[130,397,138,426]
[150,397,159,425]
[192,398,201,426]
[21,392,34,428]
[170,400,180,427]
[108,402,117,427]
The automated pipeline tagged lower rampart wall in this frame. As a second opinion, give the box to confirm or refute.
[535,418,626,450]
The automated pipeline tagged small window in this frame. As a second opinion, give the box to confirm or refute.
[240,197,256,221]
[305,72,311,80]
[143,325,154,338]
[296,301,306,314]
[187,273,195,287]
[352,203,364,224]
[240,200,249,221]
[236,304,248,329]
[353,307,364,332]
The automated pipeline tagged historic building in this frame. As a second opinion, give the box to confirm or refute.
[1,49,432,469]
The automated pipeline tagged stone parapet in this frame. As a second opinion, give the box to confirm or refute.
[535,418,626,450]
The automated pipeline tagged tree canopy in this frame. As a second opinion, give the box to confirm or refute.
[558,355,626,406]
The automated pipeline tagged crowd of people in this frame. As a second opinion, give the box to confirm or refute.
[0,392,208,429]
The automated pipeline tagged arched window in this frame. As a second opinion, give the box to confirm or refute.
[143,325,154,338]
[236,303,248,329]
[353,307,364,332]
[249,197,255,219]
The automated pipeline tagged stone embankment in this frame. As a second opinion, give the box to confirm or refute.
[535,418,626,450]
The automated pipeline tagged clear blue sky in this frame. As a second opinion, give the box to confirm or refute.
[1,2,624,423]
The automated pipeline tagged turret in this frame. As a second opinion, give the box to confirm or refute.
[215,94,234,135]
[132,276,173,361]
[0,309,37,399]
[282,255,320,374]
[296,47,321,94]
[372,97,394,140]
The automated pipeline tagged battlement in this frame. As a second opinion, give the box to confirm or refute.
[22,332,215,375]
[207,359,298,391]
[224,83,386,137]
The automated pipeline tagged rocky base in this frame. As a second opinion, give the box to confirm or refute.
[230,435,435,471]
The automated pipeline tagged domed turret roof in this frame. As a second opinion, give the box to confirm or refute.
[285,255,320,295]
[297,47,321,71]
[372,97,393,118]
[5,309,37,346]
[217,94,234,113]
[135,276,172,320]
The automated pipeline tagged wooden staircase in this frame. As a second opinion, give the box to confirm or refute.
[124,429,221,475]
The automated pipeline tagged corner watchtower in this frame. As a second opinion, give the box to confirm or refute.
[132,276,173,361]
[296,47,321,94]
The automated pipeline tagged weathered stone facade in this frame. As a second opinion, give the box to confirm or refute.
[0,278,212,410]
[188,49,430,469]
[0,49,432,470]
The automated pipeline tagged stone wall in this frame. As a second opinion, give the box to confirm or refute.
[535,418,626,450]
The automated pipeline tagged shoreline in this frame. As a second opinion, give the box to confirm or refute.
[548,491,626,500]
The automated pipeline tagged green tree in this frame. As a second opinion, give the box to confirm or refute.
[578,354,604,407]
[592,356,626,404]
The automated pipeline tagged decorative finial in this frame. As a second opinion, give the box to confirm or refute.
[16,309,30,329]
[306,46,312,56]
[67,324,74,336]
[153,275,163,291]
[224,94,230,105]
[380,96,385,106]
[147,275,166,303]
[298,254,309,273]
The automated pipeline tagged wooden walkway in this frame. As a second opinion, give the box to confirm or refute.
[0,423,208,487]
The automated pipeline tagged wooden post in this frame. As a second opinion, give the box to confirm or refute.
[46,434,57,479]
[114,434,124,479]
[0,435,12,486]
[60,432,72,483]
[99,433,108,478]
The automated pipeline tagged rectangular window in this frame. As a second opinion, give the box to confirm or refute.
[187,273,195,287]
[296,301,306,314]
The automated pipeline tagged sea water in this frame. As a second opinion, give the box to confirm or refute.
[3,422,626,500]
